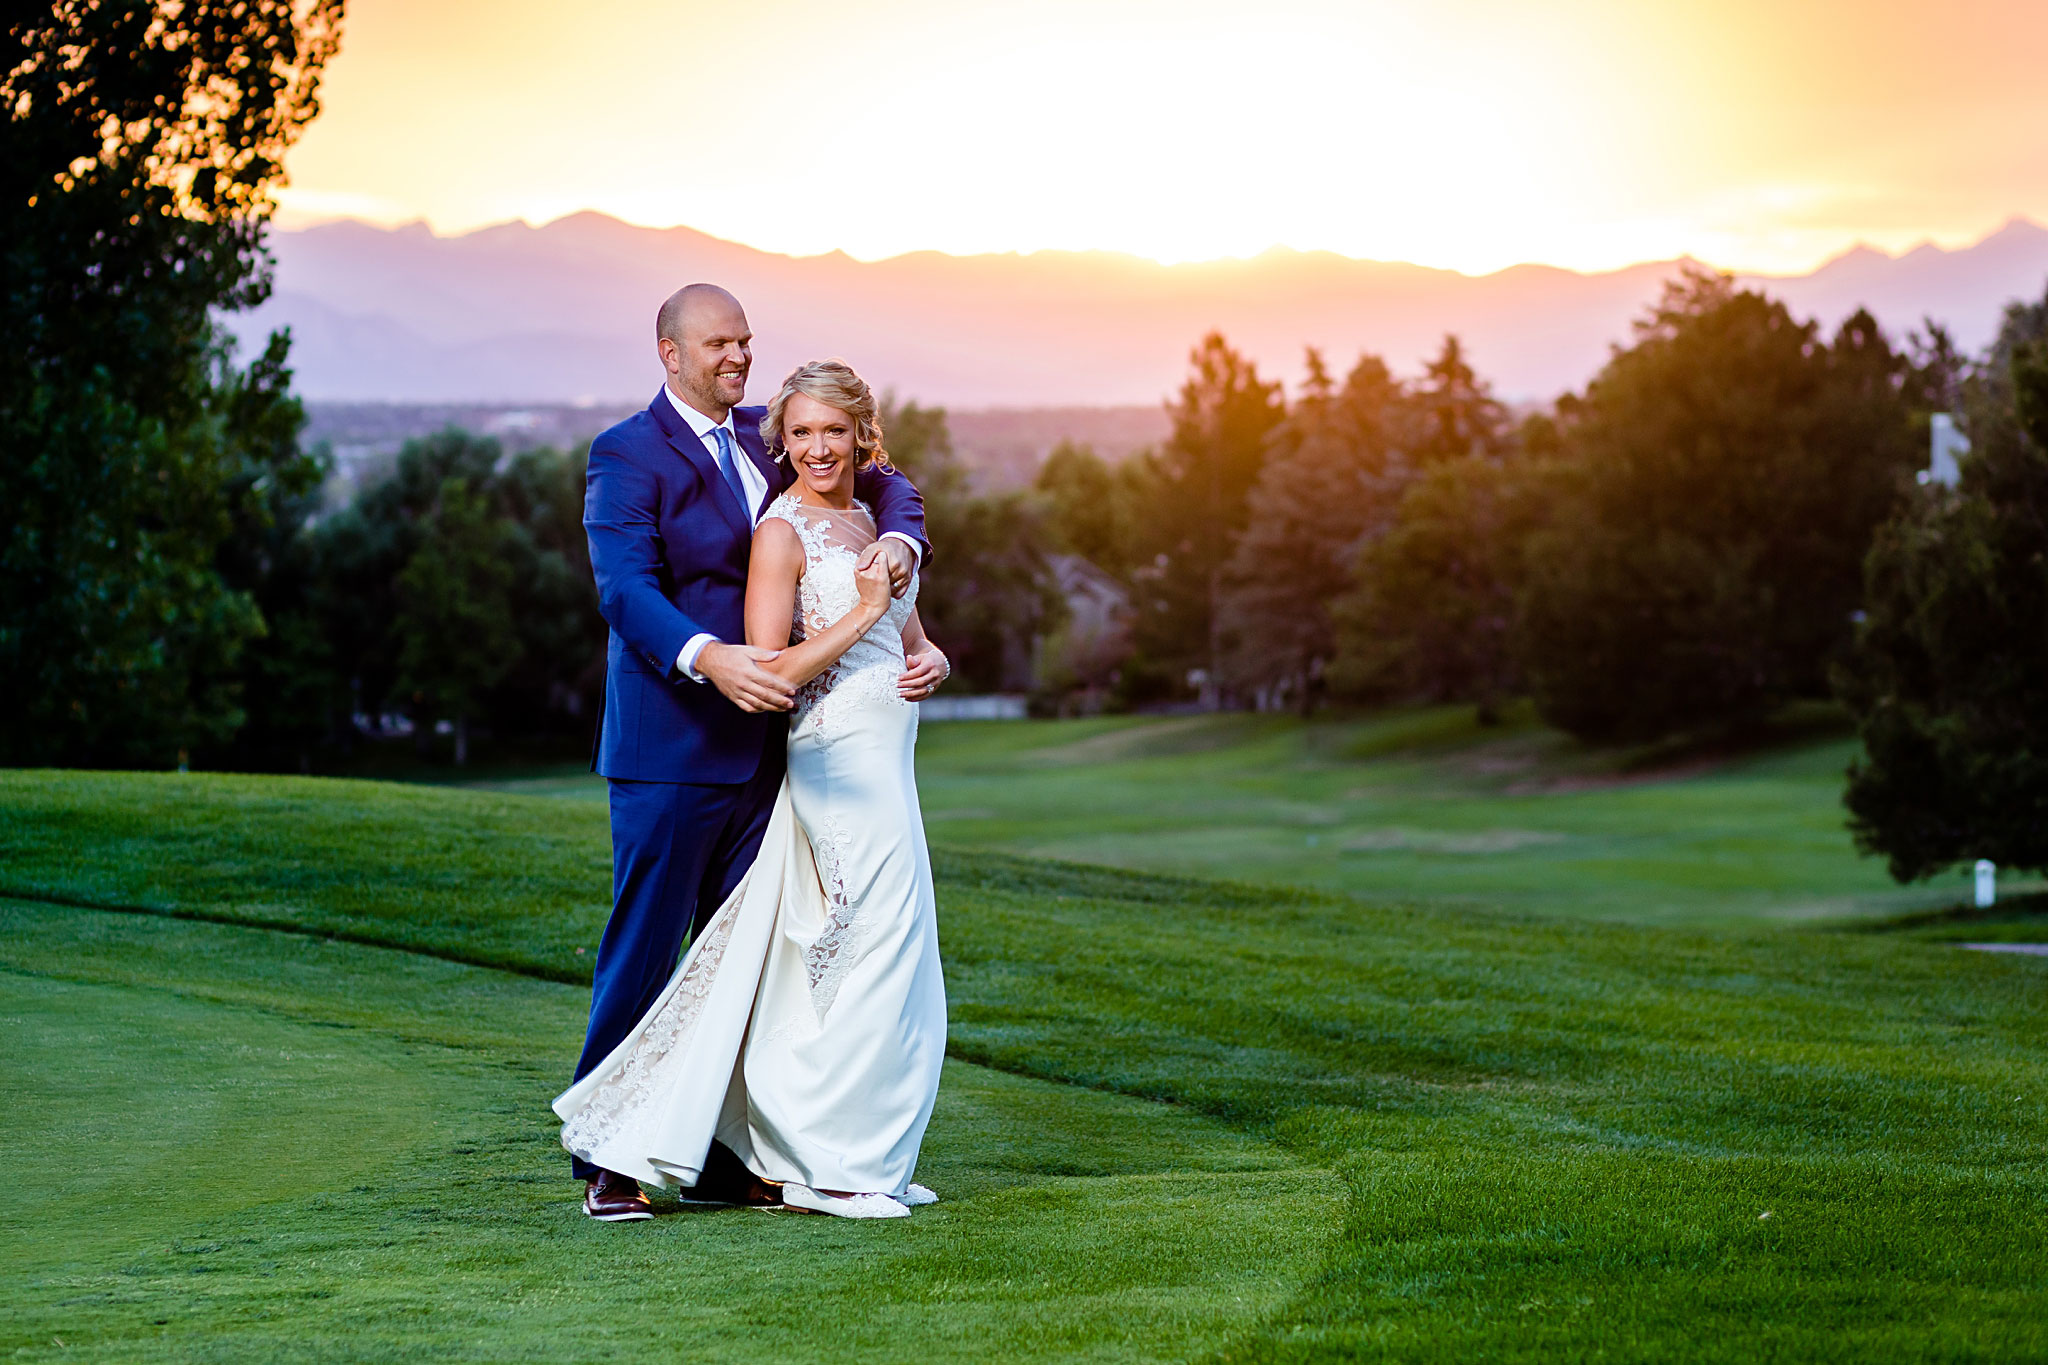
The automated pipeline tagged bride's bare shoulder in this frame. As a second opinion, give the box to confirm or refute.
[749,513,806,576]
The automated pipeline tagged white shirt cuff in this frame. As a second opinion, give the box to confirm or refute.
[678,633,718,682]
[880,530,923,566]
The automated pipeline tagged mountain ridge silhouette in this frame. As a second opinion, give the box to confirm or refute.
[229,213,2048,406]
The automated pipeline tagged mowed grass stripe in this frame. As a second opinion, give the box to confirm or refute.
[5,772,2047,1360]
[442,709,2023,926]
[899,710,2036,927]
[0,900,1337,1363]
[0,770,1289,984]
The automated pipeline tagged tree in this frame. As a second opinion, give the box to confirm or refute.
[1411,334,1508,465]
[1,1,342,765]
[1035,440,1143,577]
[392,479,516,765]
[1331,449,1551,718]
[1219,350,1406,711]
[308,428,501,730]
[1838,302,2048,882]
[488,446,606,738]
[1515,271,1922,742]
[882,398,1064,692]
[1130,334,1285,707]
[211,345,344,773]
[201,426,613,770]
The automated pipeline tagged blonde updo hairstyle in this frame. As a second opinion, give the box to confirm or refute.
[760,359,890,471]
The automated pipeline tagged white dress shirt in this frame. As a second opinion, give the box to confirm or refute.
[663,383,921,684]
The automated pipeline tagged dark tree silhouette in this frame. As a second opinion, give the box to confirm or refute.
[1411,334,1508,465]
[393,479,517,766]
[882,398,1063,693]
[1130,334,1285,707]
[1331,445,1551,719]
[1221,350,1406,712]
[1839,297,2048,881]
[1515,271,1922,742]
[1,1,343,764]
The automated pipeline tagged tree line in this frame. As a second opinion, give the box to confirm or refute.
[1031,273,1937,732]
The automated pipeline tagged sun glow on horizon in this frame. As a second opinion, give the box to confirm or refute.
[275,0,2048,278]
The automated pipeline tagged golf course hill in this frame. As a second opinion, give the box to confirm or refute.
[2,765,2043,1362]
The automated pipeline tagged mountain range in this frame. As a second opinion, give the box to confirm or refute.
[226,213,2048,408]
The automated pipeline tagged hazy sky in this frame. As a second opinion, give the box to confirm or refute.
[276,0,2048,275]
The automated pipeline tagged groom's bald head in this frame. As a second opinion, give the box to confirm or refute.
[657,283,752,419]
[656,283,744,346]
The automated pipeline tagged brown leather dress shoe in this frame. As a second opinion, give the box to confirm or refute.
[583,1171,653,1222]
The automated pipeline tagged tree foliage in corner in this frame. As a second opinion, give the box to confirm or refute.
[1,1,343,765]
[1839,297,2048,882]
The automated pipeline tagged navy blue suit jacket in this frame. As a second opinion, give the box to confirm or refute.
[585,387,930,784]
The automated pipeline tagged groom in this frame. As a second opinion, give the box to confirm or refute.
[573,283,940,1221]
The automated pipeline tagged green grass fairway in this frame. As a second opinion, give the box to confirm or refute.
[441,707,2036,927]
[3,769,2046,1361]
[909,707,2048,926]
[0,901,1333,1362]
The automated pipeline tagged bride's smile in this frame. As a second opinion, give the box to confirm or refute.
[780,393,861,504]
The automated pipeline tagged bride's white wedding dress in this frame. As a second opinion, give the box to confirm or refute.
[553,493,946,1201]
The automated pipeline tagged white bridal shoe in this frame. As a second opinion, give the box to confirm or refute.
[900,1183,938,1206]
[783,1185,910,1219]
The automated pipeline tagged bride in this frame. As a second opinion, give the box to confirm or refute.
[554,360,948,1220]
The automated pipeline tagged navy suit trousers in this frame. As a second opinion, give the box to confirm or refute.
[569,755,782,1182]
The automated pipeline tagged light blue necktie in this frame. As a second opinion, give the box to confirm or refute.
[709,426,753,516]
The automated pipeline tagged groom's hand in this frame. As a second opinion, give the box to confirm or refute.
[698,643,795,713]
[857,538,917,598]
[898,644,949,700]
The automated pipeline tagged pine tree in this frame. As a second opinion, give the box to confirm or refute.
[1411,334,1508,465]
[1220,351,1405,711]
[1036,440,1141,577]
[1330,446,1551,718]
[1131,334,1285,707]
[881,398,1063,692]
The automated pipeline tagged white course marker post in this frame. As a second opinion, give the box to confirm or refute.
[1974,859,1997,909]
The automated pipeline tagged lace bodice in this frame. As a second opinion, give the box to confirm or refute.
[761,493,918,731]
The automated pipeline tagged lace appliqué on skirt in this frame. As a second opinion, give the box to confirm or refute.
[559,890,745,1163]
[804,812,863,1019]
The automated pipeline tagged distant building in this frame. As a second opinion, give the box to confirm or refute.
[1033,554,1133,714]
[920,695,1028,721]
[1923,413,1967,487]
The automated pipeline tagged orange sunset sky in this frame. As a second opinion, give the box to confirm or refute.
[276,0,2048,276]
